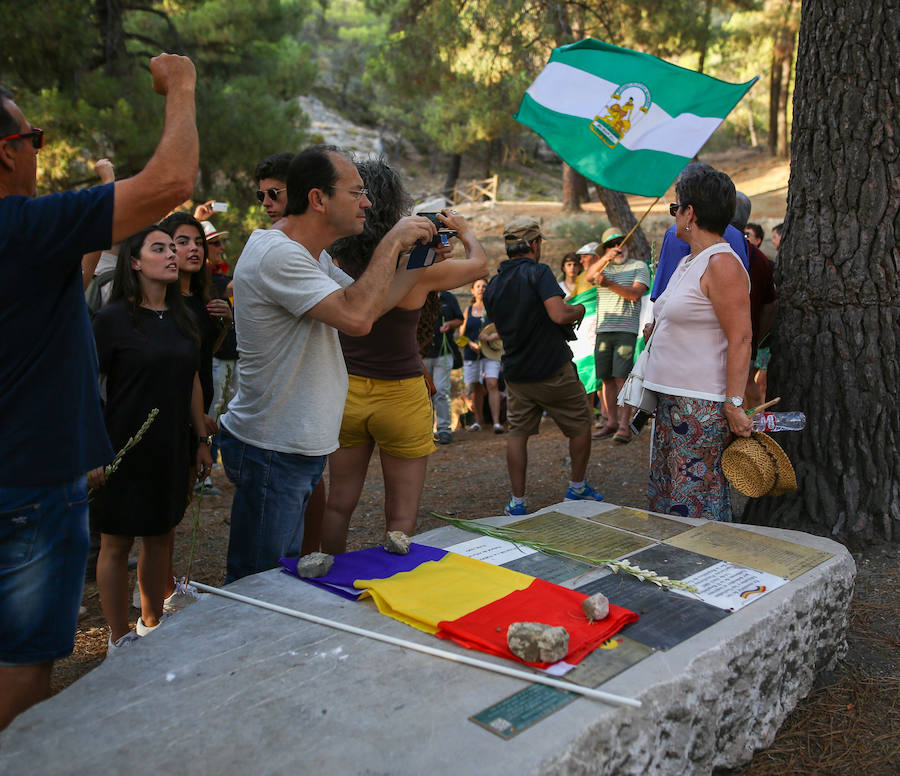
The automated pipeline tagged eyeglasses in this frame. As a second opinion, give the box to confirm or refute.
[256,187,286,204]
[332,186,370,200]
[669,202,689,217]
[1,127,43,149]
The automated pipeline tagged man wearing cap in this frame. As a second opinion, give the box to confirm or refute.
[586,227,651,443]
[570,241,601,297]
[484,217,604,516]
[0,54,199,729]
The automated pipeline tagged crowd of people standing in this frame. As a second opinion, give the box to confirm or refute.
[1,52,782,733]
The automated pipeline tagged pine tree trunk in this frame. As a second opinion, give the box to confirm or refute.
[767,45,782,155]
[561,163,583,212]
[592,185,652,263]
[442,153,461,202]
[742,0,900,545]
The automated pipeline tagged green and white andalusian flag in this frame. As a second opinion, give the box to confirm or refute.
[515,39,757,197]
[567,287,598,393]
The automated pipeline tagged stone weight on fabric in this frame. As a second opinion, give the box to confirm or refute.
[294,552,334,578]
[507,622,570,664]
[582,593,610,622]
[384,531,411,555]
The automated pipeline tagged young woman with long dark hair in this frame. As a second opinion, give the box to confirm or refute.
[90,227,212,654]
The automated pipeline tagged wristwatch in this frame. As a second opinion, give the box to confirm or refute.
[726,396,744,408]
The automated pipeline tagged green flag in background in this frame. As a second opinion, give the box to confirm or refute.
[515,39,757,197]
[567,287,598,394]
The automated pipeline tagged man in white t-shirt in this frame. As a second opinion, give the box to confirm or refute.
[218,145,435,582]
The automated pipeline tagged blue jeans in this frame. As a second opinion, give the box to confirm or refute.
[0,476,89,665]
[423,353,453,433]
[218,426,326,583]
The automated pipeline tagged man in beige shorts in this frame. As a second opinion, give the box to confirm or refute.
[483,217,605,516]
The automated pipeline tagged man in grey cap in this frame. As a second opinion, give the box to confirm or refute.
[573,241,601,296]
[483,217,604,516]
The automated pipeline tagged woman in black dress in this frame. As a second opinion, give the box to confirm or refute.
[91,227,212,654]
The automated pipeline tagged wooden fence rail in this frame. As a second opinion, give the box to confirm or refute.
[452,175,499,205]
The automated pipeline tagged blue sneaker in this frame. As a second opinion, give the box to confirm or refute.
[503,498,528,516]
[564,483,604,502]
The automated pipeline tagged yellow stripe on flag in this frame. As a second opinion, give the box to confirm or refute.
[355,554,533,634]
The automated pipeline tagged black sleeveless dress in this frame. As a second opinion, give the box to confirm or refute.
[91,302,198,536]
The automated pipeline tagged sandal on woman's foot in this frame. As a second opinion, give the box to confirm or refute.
[613,431,633,444]
[592,426,618,440]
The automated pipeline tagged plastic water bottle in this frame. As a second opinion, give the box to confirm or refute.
[751,411,806,432]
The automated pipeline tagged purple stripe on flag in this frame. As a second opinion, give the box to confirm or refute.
[280,543,449,600]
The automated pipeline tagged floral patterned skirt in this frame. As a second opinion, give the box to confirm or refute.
[648,394,732,522]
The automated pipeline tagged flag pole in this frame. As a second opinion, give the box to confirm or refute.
[192,581,642,708]
[619,196,661,249]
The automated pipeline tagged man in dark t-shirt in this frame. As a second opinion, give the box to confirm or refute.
[0,55,199,730]
[484,217,604,517]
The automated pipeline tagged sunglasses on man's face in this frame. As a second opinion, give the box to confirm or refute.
[256,187,286,204]
[1,127,43,150]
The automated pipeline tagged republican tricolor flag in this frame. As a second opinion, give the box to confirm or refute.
[281,544,637,668]
[515,39,758,197]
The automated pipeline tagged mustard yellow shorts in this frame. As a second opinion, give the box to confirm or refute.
[339,374,436,458]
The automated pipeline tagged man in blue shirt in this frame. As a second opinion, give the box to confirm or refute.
[0,54,199,730]
[650,222,749,301]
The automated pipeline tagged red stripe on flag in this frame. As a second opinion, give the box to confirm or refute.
[435,578,638,667]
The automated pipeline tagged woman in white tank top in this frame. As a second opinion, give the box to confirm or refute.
[642,164,753,521]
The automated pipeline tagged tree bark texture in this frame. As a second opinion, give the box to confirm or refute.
[561,162,583,212]
[593,185,652,263]
[742,0,899,544]
[442,152,461,201]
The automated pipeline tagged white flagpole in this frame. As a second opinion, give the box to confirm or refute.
[193,582,642,708]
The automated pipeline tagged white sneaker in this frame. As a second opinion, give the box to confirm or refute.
[467,423,482,432]
[133,577,206,613]
[135,612,172,637]
[493,423,504,434]
[107,631,141,656]
[164,578,205,613]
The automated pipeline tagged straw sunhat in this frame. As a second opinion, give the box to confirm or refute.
[479,323,504,361]
[722,432,797,498]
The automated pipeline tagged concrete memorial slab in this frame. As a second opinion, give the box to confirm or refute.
[0,501,854,775]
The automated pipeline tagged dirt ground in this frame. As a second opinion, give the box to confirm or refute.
[57,422,897,774]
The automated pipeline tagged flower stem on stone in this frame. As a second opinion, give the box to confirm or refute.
[430,512,697,593]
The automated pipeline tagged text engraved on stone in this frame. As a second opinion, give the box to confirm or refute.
[587,507,693,540]
[470,683,577,739]
[664,522,834,579]
[505,511,654,560]
[564,636,655,688]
